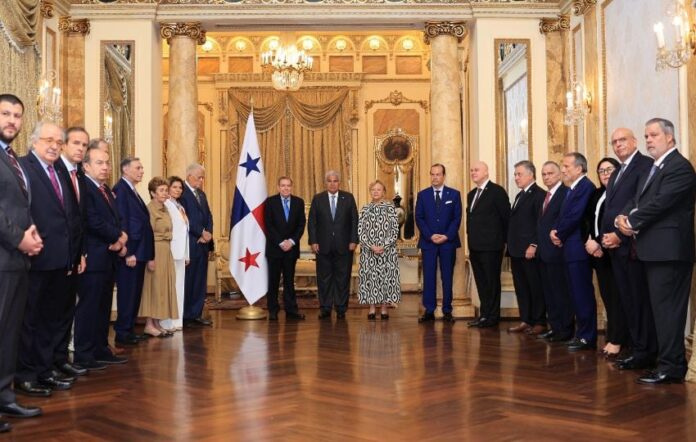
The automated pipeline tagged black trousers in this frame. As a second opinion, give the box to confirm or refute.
[539,260,574,338]
[75,269,116,363]
[510,256,546,326]
[316,250,353,314]
[591,254,628,346]
[267,253,300,314]
[0,270,28,404]
[53,272,79,367]
[114,261,146,339]
[610,251,657,362]
[16,270,72,382]
[470,250,503,322]
[645,261,693,378]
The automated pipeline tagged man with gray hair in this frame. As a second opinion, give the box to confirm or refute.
[308,170,358,319]
[181,163,213,327]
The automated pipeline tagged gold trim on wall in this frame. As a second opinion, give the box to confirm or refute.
[571,23,581,151]
[572,0,597,16]
[364,90,429,113]
[600,0,616,154]
[40,0,54,19]
[58,16,90,36]
[494,38,532,193]
[539,15,570,34]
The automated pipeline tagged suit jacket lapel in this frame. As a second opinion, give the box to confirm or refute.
[30,155,64,211]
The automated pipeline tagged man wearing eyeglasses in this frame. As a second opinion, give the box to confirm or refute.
[600,128,656,372]
[15,122,83,397]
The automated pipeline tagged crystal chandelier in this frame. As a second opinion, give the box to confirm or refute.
[261,44,313,91]
[37,70,62,124]
[564,77,591,126]
[653,1,696,70]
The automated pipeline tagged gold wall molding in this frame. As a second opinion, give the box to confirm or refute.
[572,0,597,16]
[41,0,55,19]
[423,22,467,44]
[160,22,206,45]
[539,14,570,34]
[76,0,555,4]
[58,16,90,36]
[213,72,363,84]
[364,90,429,113]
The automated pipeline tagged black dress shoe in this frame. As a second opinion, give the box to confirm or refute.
[133,333,150,341]
[548,334,572,343]
[537,330,554,340]
[318,310,331,319]
[467,318,483,327]
[418,312,435,323]
[268,311,278,321]
[286,312,305,320]
[0,421,10,432]
[0,402,42,418]
[567,338,596,352]
[193,317,213,326]
[614,356,653,371]
[46,369,75,383]
[77,360,107,371]
[367,313,376,321]
[477,319,499,328]
[115,335,139,346]
[58,362,87,377]
[442,313,455,324]
[14,381,51,398]
[96,354,129,365]
[37,376,72,391]
[636,371,684,385]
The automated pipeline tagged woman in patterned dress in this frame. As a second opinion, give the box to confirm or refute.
[358,180,401,320]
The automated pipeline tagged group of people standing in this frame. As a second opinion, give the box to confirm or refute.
[0,93,214,432]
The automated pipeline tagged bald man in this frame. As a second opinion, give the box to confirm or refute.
[466,161,510,328]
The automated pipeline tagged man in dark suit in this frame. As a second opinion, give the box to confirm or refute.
[52,127,89,378]
[264,176,307,321]
[181,163,214,327]
[466,161,510,328]
[535,161,573,342]
[507,160,546,334]
[75,147,129,370]
[0,94,43,429]
[600,128,656,371]
[16,122,83,396]
[550,152,596,351]
[415,163,462,324]
[113,157,154,345]
[617,118,696,384]
[307,170,358,319]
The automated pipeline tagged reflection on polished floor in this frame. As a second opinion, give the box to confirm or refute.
[5,295,695,441]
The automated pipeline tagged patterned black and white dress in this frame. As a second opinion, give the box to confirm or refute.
[358,201,401,305]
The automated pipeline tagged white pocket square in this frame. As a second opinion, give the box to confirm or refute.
[445,200,453,205]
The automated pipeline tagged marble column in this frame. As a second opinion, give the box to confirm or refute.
[424,22,471,317]
[160,23,206,177]
[58,16,90,127]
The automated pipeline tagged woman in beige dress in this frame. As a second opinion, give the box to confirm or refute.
[139,177,178,337]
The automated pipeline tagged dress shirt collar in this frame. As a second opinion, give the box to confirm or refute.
[569,174,586,190]
[653,147,678,167]
[32,150,54,172]
[121,176,137,191]
[475,179,489,191]
[620,149,639,169]
[61,155,77,172]
[522,182,534,193]
[547,181,562,196]
[185,181,198,194]
[86,174,102,188]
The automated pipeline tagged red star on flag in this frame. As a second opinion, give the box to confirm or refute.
[238,248,261,271]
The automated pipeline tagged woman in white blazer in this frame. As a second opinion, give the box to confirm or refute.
[161,176,190,331]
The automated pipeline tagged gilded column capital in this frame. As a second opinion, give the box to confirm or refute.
[58,16,90,36]
[160,22,206,45]
[423,21,467,44]
[572,0,597,16]
[539,15,570,34]
[40,0,54,19]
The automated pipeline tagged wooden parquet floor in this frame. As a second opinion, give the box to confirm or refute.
[4,295,696,441]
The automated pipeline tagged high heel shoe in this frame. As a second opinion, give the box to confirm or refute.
[380,313,389,320]
[367,313,376,320]
[143,329,164,338]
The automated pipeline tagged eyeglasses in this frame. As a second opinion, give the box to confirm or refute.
[610,137,628,146]
[39,137,65,147]
[597,167,616,175]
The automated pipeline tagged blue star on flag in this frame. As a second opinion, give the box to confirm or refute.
[239,153,261,176]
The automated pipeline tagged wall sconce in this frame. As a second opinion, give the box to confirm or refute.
[201,38,214,53]
[564,78,591,126]
[335,38,347,52]
[519,118,528,145]
[37,70,62,124]
[402,38,414,51]
[234,39,247,52]
[653,0,696,70]
[369,37,380,51]
[302,38,314,51]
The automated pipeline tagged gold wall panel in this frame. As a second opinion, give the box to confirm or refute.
[373,108,420,136]
[197,56,220,75]
[162,58,169,76]
[583,2,601,176]
[544,30,567,162]
[228,56,253,73]
[395,55,422,75]
[329,55,354,72]
[362,55,387,74]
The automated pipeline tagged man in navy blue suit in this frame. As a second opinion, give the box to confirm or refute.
[550,152,596,351]
[535,161,573,342]
[415,163,463,324]
[600,128,656,371]
[75,147,128,369]
[181,163,214,327]
[113,157,154,345]
[16,122,83,396]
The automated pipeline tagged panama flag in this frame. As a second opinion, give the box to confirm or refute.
[229,112,268,305]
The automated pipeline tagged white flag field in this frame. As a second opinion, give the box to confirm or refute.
[229,112,268,305]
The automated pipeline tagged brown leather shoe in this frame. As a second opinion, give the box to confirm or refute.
[507,322,530,333]
[525,324,547,335]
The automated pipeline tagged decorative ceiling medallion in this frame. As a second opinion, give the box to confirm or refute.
[539,15,570,34]
[58,16,91,36]
[572,0,597,16]
[160,22,207,45]
[423,22,467,44]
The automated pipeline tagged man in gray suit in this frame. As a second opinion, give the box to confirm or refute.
[308,170,358,319]
[0,94,44,431]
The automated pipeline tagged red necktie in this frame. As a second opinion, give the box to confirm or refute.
[99,184,113,207]
[542,191,552,215]
[70,169,80,203]
[4,145,27,197]
[47,165,64,207]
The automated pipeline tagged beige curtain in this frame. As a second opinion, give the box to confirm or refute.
[0,0,41,154]
[227,88,352,201]
[104,47,134,182]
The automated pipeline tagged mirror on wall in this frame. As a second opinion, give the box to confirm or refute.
[494,39,532,201]
[374,128,419,244]
[101,41,134,183]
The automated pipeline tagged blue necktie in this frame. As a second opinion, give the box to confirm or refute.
[330,194,336,220]
[283,197,290,221]
[642,164,659,193]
